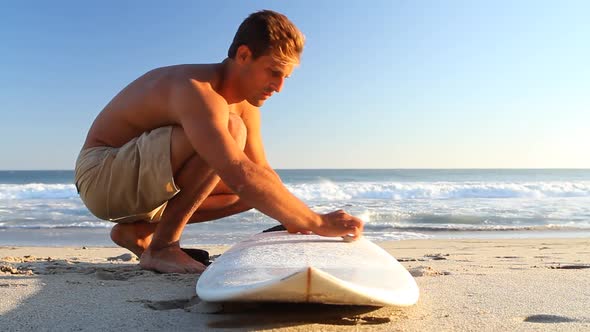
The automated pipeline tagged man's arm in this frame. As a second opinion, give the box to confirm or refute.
[170,79,362,239]
[208,105,279,195]
[241,105,281,180]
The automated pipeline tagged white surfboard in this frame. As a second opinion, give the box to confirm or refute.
[196,231,419,306]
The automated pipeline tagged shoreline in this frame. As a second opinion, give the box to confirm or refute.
[1,237,589,331]
[1,227,590,247]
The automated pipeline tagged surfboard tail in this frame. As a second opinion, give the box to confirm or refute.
[199,266,419,307]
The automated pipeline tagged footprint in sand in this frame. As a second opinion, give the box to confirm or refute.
[424,253,449,261]
[94,266,150,281]
[409,266,451,277]
[524,314,578,323]
[398,254,448,262]
[106,253,137,262]
[95,270,131,281]
[549,264,590,270]
[0,283,28,287]
[130,296,200,311]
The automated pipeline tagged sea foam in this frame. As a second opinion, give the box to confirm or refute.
[0,184,77,199]
[286,181,590,201]
[2,181,590,201]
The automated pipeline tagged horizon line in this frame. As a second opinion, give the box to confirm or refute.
[1,168,589,172]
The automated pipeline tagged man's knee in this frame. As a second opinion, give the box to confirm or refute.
[228,113,247,150]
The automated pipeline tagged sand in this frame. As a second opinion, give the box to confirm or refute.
[1,238,589,331]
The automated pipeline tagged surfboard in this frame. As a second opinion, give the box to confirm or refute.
[196,231,419,306]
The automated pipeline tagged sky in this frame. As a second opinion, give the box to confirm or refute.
[1,1,589,170]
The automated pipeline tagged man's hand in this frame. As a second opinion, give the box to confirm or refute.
[314,210,364,240]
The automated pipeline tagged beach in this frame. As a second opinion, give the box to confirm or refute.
[1,237,589,331]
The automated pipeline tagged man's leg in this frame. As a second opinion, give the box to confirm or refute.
[109,191,251,258]
[111,114,247,273]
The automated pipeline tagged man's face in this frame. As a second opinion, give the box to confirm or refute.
[238,50,295,107]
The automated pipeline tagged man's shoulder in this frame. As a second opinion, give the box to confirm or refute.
[163,65,231,124]
[237,102,262,129]
[164,64,222,99]
[152,63,219,89]
[153,63,218,75]
[238,101,260,118]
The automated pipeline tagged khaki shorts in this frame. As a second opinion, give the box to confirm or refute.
[74,126,180,223]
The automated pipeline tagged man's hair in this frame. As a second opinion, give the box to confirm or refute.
[228,10,305,65]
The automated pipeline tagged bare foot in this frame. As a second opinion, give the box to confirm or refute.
[110,222,157,257]
[140,243,206,274]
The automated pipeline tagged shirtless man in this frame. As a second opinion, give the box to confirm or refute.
[75,10,364,274]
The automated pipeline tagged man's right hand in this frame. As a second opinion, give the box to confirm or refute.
[313,210,364,241]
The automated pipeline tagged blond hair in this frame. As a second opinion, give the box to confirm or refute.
[228,10,305,65]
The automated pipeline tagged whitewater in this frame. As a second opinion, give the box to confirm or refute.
[1,169,589,245]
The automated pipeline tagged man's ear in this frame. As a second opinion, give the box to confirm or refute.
[235,45,252,64]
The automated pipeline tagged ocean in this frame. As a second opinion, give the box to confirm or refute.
[1,169,589,246]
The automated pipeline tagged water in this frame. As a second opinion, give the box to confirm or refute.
[1,169,589,246]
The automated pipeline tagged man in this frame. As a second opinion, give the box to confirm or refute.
[75,10,364,274]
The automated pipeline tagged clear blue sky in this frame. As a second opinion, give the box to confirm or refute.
[1,1,589,169]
